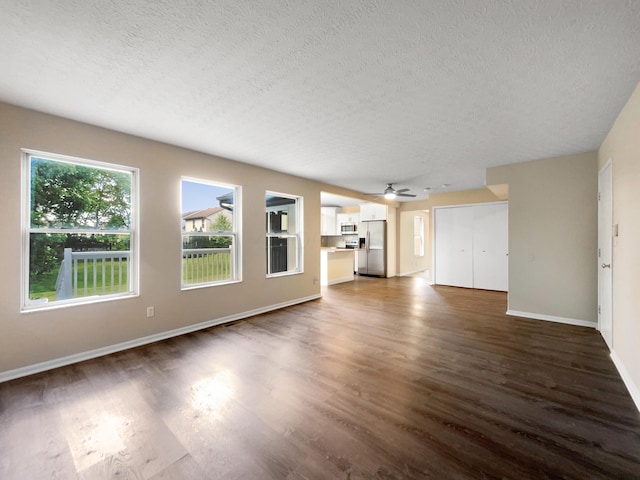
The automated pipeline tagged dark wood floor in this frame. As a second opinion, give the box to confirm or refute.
[1,276,639,479]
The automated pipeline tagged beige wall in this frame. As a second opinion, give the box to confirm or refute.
[0,102,325,375]
[399,188,502,281]
[386,205,397,277]
[598,82,640,405]
[401,188,501,213]
[398,210,430,275]
[486,152,598,324]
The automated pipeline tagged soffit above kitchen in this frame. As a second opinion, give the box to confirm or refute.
[321,192,365,209]
[1,1,639,200]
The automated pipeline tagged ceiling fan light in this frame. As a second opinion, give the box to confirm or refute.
[384,192,396,200]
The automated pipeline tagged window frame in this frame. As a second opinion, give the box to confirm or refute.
[21,149,139,312]
[266,191,303,278]
[414,215,425,257]
[180,177,242,290]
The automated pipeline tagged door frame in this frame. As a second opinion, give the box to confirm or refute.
[598,159,613,349]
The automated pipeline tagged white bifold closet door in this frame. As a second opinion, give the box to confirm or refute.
[434,202,508,291]
[433,206,474,287]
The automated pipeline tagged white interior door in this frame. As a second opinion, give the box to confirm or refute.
[598,161,613,350]
[434,206,473,287]
[473,203,509,291]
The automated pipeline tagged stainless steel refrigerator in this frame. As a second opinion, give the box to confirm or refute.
[358,220,386,277]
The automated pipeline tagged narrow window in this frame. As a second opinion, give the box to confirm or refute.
[414,215,425,257]
[23,151,138,311]
[181,178,241,288]
[266,192,303,276]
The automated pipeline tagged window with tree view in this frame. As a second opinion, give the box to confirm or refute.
[181,178,240,288]
[266,192,303,276]
[23,151,137,310]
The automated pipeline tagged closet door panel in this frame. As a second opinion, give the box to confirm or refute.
[434,206,473,287]
[473,203,509,291]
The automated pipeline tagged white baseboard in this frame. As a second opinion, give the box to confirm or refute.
[0,294,321,383]
[328,276,354,285]
[396,268,428,277]
[506,310,597,329]
[610,350,640,413]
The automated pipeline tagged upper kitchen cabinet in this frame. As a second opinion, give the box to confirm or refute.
[321,207,338,235]
[336,212,359,224]
[360,203,387,221]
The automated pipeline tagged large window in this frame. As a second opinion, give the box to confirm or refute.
[181,178,240,288]
[266,192,303,276]
[22,151,138,311]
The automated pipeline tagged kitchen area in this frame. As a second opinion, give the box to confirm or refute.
[320,193,388,286]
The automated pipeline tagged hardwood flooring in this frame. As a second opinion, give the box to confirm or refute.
[1,276,639,479]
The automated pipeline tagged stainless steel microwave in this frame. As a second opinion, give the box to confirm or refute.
[341,223,357,234]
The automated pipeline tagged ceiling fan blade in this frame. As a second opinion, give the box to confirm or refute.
[365,183,415,198]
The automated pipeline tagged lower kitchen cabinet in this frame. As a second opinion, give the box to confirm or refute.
[320,248,355,286]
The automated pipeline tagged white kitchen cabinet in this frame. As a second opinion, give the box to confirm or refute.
[320,248,355,285]
[434,202,508,291]
[336,212,359,224]
[360,203,386,221]
[321,207,338,235]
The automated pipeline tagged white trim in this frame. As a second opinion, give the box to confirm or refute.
[506,310,596,328]
[180,279,242,291]
[597,159,613,349]
[610,350,640,413]
[21,292,140,314]
[328,276,354,285]
[266,190,303,276]
[21,150,140,311]
[396,268,428,277]
[432,200,508,211]
[0,294,321,384]
[180,178,242,286]
[432,201,508,289]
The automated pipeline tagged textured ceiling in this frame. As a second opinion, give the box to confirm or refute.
[1,1,639,200]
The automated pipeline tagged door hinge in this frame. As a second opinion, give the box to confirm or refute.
[598,192,601,201]
[598,248,601,258]
[598,305,601,315]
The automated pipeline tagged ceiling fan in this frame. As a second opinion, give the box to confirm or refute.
[364,183,416,200]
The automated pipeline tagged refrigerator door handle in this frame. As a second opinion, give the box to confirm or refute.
[367,231,370,253]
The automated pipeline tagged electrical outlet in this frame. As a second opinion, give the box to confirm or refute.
[146,306,155,318]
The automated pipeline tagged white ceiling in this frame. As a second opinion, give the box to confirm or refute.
[1,1,639,201]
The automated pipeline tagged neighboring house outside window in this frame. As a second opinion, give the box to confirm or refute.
[266,191,303,276]
[22,150,138,311]
[181,178,241,288]
[182,207,232,233]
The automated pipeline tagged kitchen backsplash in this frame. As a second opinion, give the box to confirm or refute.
[321,234,358,248]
